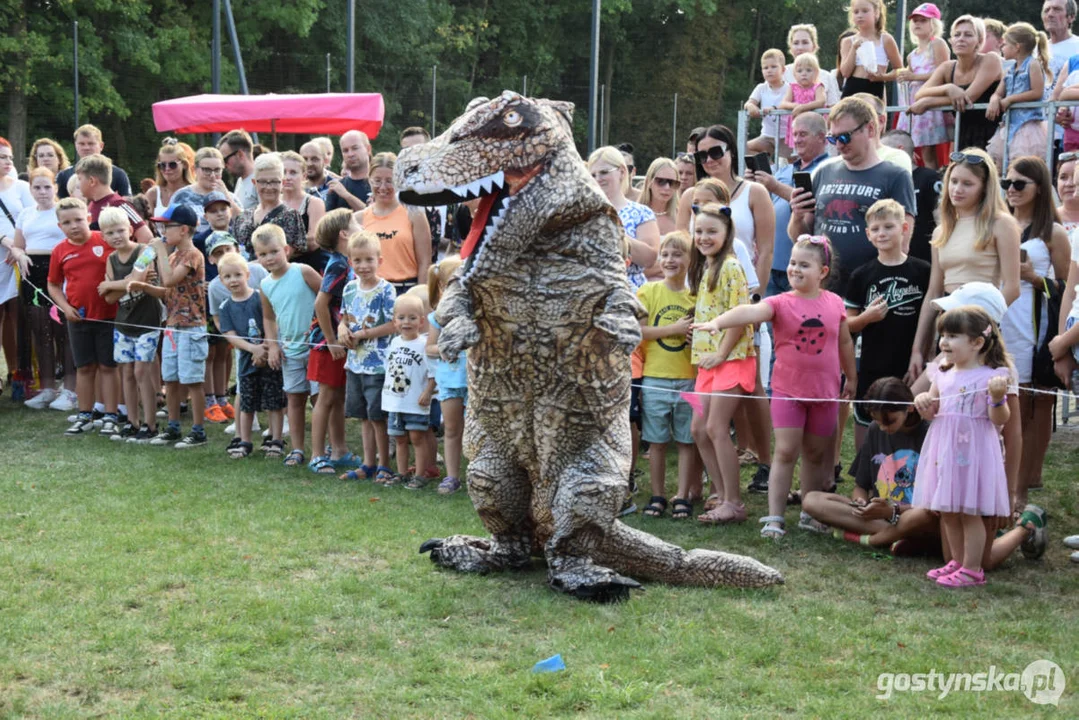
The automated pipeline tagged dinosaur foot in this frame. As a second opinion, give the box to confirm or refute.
[419,534,532,574]
[547,560,643,604]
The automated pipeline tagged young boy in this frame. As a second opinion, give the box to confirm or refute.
[845,198,930,450]
[337,231,397,482]
[381,294,435,487]
[197,191,236,423]
[96,207,163,442]
[307,209,359,474]
[46,198,121,436]
[76,154,152,243]
[216,252,286,458]
[130,204,209,448]
[255,224,321,467]
[744,48,790,157]
[636,232,698,520]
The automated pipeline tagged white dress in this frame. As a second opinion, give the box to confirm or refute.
[0,180,34,303]
[1001,235,1051,384]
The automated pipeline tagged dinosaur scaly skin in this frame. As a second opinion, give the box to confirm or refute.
[397,92,783,601]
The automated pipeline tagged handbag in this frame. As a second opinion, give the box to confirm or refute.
[1032,276,1067,390]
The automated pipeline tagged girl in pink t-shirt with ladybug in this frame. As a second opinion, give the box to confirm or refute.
[693,234,857,539]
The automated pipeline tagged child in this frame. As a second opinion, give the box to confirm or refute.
[913,307,1013,587]
[845,199,930,450]
[46,197,121,436]
[426,256,466,494]
[838,0,903,100]
[636,232,696,519]
[780,53,826,150]
[198,192,239,424]
[987,23,1051,170]
[216,252,286,459]
[255,224,321,467]
[745,48,790,157]
[404,284,442,485]
[76,153,152,243]
[130,204,208,448]
[895,3,951,169]
[686,205,756,525]
[96,207,163,442]
[381,294,436,487]
[693,234,856,538]
[337,231,397,483]
[307,208,360,474]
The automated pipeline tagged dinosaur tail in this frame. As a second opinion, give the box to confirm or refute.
[590,521,784,588]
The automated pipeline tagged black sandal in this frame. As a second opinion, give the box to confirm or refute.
[671,498,692,520]
[642,496,668,518]
[228,440,253,459]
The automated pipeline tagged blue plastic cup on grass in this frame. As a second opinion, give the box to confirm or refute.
[531,654,566,673]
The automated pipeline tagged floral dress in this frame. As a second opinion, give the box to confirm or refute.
[897,44,952,147]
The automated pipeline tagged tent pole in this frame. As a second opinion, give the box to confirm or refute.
[271,119,277,150]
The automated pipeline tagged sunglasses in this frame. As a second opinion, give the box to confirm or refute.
[157,160,181,170]
[825,121,868,146]
[1000,179,1030,192]
[1059,151,1079,163]
[949,151,986,165]
[222,149,240,164]
[694,146,726,164]
[676,152,694,162]
[652,177,677,188]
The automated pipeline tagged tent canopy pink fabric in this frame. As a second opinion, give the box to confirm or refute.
[151,93,384,137]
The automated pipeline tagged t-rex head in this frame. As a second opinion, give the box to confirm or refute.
[396,91,604,281]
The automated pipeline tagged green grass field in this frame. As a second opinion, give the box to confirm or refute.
[1,396,1076,718]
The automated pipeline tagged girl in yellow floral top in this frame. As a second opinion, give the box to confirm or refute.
[688,203,756,524]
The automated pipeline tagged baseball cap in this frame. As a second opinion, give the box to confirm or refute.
[205,231,240,256]
[203,190,231,209]
[908,3,941,20]
[931,282,1007,324]
[150,203,199,227]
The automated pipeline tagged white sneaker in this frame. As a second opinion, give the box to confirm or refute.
[1071,551,1079,564]
[263,415,286,438]
[25,388,58,409]
[225,422,236,434]
[1064,535,1079,550]
[49,389,78,412]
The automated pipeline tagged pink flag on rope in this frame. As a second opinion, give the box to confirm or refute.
[49,306,62,324]
[165,328,176,350]
[680,391,705,418]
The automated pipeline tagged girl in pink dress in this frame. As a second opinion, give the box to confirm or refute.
[781,54,827,149]
[896,4,952,169]
[913,306,1013,587]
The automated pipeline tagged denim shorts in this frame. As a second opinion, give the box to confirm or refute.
[345,371,386,421]
[640,377,695,445]
[282,352,317,395]
[161,326,208,384]
[387,410,430,436]
[113,329,161,364]
[439,386,468,404]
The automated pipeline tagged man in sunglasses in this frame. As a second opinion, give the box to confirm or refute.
[217,130,259,211]
[56,124,132,200]
[787,96,915,297]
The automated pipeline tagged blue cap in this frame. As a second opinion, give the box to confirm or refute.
[206,231,240,256]
[203,190,231,209]
[150,203,199,227]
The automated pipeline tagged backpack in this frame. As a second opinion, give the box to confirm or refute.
[1033,276,1067,390]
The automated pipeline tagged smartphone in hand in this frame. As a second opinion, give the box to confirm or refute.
[752,152,772,175]
[792,171,814,197]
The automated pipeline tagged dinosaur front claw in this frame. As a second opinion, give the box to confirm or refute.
[419,538,444,554]
[438,317,480,363]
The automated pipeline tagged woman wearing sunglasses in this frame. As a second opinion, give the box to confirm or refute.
[146,140,194,219]
[1055,152,1079,230]
[639,158,680,243]
[1000,156,1069,504]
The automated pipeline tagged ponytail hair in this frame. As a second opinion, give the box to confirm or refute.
[1004,22,1052,77]
[428,255,463,309]
[936,306,1014,372]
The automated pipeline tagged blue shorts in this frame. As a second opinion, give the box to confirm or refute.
[387,410,430,436]
[282,352,317,395]
[113,329,161,364]
[162,326,208,385]
[345,371,386,421]
[439,386,468,404]
[640,377,695,445]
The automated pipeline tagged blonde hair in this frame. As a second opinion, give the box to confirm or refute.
[279,150,305,168]
[587,146,630,195]
[761,48,786,66]
[97,207,130,230]
[154,142,194,187]
[66,175,81,197]
[75,154,112,185]
[793,52,821,80]
[394,293,425,316]
[848,0,886,35]
[909,15,944,46]
[252,223,287,249]
[660,230,692,255]
[934,147,1007,252]
[194,146,223,167]
[216,252,249,274]
[347,230,381,256]
[253,152,284,176]
[693,178,731,205]
[315,207,353,251]
[73,124,102,143]
[952,15,986,46]
[982,18,1007,42]
[865,198,905,224]
[28,138,70,172]
[1004,22,1052,77]
[639,158,680,217]
[56,197,87,214]
[428,255,463,309]
[370,152,397,172]
[787,24,819,54]
[313,136,334,162]
[829,96,877,129]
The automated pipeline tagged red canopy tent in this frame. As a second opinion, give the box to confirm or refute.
[151,92,384,146]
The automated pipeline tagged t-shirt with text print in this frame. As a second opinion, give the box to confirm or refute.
[382,333,433,414]
[637,280,695,379]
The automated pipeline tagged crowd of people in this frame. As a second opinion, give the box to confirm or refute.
[1,2,1078,588]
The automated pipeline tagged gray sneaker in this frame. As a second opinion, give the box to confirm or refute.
[64,416,96,436]
[99,418,119,436]
[149,427,183,446]
[174,430,208,449]
[127,425,157,444]
[109,423,137,441]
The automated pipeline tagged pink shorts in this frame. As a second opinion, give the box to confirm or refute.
[694,357,756,394]
[770,391,838,437]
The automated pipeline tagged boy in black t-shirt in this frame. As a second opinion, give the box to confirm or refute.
[845,199,930,449]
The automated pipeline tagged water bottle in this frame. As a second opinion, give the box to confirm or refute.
[133,245,156,272]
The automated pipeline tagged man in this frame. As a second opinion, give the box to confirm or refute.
[56,125,131,199]
[1046,0,1079,75]
[788,96,916,297]
[744,112,829,298]
[882,129,940,264]
[818,94,912,175]
[217,130,258,210]
[301,140,338,202]
[400,126,430,149]
[325,130,372,212]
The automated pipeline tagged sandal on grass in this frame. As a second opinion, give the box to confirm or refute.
[698,501,747,525]
[262,438,285,457]
[926,560,960,580]
[283,449,306,468]
[373,466,396,485]
[936,566,985,587]
[309,456,337,474]
[228,440,253,459]
[332,452,362,469]
[340,464,377,481]
[670,498,692,520]
[642,496,668,518]
[404,475,429,490]
[760,515,786,538]
[703,494,721,512]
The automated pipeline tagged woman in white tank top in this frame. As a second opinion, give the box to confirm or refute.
[146,140,193,215]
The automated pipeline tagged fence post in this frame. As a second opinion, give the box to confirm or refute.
[346,0,355,92]
[523,75,528,96]
[598,84,605,147]
[431,65,438,138]
[73,21,79,129]
[1001,110,1011,173]
[671,93,678,159]
[737,110,748,175]
[326,54,331,93]
[1047,101,1058,169]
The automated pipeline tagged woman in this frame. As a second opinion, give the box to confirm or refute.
[357,152,432,295]
[911,15,1003,153]
[169,147,239,235]
[0,137,34,391]
[785,23,842,106]
[27,138,70,176]
[1055,151,1079,230]
[280,150,328,270]
[145,140,194,218]
[7,168,75,409]
[910,148,1022,380]
[233,153,307,260]
[1000,156,1069,500]
[588,146,660,287]
[638,158,679,243]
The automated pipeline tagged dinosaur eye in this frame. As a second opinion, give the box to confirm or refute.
[503,110,523,127]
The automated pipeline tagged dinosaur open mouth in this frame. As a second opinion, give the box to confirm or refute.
[398,169,513,260]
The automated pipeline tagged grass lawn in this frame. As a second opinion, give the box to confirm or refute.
[1,395,1077,718]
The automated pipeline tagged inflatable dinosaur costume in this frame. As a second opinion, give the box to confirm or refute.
[396,91,783,601]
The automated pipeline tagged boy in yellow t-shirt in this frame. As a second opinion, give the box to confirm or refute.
[636,232,697,520]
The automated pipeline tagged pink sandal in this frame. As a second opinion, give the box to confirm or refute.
[926,560,960,580]
[936,566,986,587]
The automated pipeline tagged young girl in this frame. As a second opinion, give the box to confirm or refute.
[693,235,856,538]
[687,204,755,524]
[913,307,1013,587]
[426,256,466,495]
[896,4,952,169]
[839,0,903,100]
[781,53,826,150]
[987,23,1051,170]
